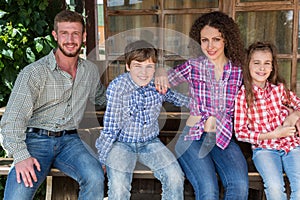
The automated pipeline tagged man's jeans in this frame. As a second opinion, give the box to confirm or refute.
[4,132,104,200]
[253,146,300,200]
[175,126,249,200]
[105,137,184,200]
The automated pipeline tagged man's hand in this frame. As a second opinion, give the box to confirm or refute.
[15,157,41,187]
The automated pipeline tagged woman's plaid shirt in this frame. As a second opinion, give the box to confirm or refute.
[168,56,243,150]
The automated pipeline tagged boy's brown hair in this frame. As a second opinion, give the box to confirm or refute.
[124,40,158,67]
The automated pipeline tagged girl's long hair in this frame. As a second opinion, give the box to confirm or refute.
[243,41,289,107]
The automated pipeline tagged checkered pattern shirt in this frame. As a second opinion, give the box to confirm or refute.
[0,50,106,163]
[168,56,243,149]
[234,82,300,153]
[96,72,190,163]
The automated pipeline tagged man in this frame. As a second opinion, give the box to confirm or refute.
[0,10,106,199]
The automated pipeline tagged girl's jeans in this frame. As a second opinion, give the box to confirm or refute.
[4,132,104,200]
[105,137,184,200]
[175,126,249,200]
[253,146,300,200]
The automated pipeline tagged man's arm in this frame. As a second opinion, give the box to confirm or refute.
[0,67,41,186]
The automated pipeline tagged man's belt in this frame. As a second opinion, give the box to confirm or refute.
[26,127,77,137]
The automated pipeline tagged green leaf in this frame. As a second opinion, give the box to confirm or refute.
[0,10,7,19]
[26,47,35,63]
[35,40,43,53]
[1,49,13,59]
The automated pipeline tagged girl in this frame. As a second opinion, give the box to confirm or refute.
[234,41,300,200]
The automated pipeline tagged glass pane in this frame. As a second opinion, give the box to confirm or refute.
[108,60,126,82]
[106,16,159,56]
[107,0,157,10]
[278,59,291,89]
[240,0,289,2]
[296,60,300,96]
[164,0,218,9]
[164,14,202,57]
[298,11,300,53]
[165,14,201,35]
[236,11,293,54]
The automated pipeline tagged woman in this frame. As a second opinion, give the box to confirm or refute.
[155,11,248,200]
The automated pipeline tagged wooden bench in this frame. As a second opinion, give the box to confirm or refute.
[0,157,266,200]
[0,106,287,199]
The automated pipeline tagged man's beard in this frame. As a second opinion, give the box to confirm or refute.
[58,42,82,57]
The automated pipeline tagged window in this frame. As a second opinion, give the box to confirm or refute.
[92,0,300,95]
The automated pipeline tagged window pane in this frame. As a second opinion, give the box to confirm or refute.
[164,0,218,9]
[106,16,159,56]
[107,0,157,10]
[298,11,300,53]
[165,14,201,35]
[164,14,201,57]
[108,60,126,82]
[108,15,159,35]
[236,11,293,54]
[278,59,291,89]
[240,0,289,2]
[297,60,300,96]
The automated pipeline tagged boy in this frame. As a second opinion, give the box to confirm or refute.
[96,40,189,200]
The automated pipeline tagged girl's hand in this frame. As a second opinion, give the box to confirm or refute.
[273,126,296,138]
[283,110,300,126]
[154,67,170,94]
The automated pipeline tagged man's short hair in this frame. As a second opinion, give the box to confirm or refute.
[54,10,85,33]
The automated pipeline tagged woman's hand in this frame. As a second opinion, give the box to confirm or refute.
[154,67,170,94]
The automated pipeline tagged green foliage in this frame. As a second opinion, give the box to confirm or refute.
[0,0,57,108]
[0,0,63,198]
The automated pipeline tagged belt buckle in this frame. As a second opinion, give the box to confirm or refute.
[47,130,60,137]
[47,130,53,137]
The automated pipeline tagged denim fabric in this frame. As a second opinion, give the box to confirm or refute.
[175,126,248,200]
[105,138,184,200]
[253,146,300,200]
[4,132,104,200]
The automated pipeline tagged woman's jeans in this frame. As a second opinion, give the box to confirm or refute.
[4,132,104,200]
[175,126,249,200]
[253,147,300,200]
[105,137,184,200]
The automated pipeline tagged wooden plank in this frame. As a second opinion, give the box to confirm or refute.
[45,176,52,200]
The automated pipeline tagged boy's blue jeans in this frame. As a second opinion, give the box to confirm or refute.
[253,146,300,200]
[175,126,249,200]
[105,137,184,200]
[4,132,104,200]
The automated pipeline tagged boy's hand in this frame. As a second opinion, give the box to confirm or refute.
[154,67,169,94]
[102,165,106,174]
[15,157,41,187]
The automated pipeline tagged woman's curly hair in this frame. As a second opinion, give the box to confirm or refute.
[189,11,244,66]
